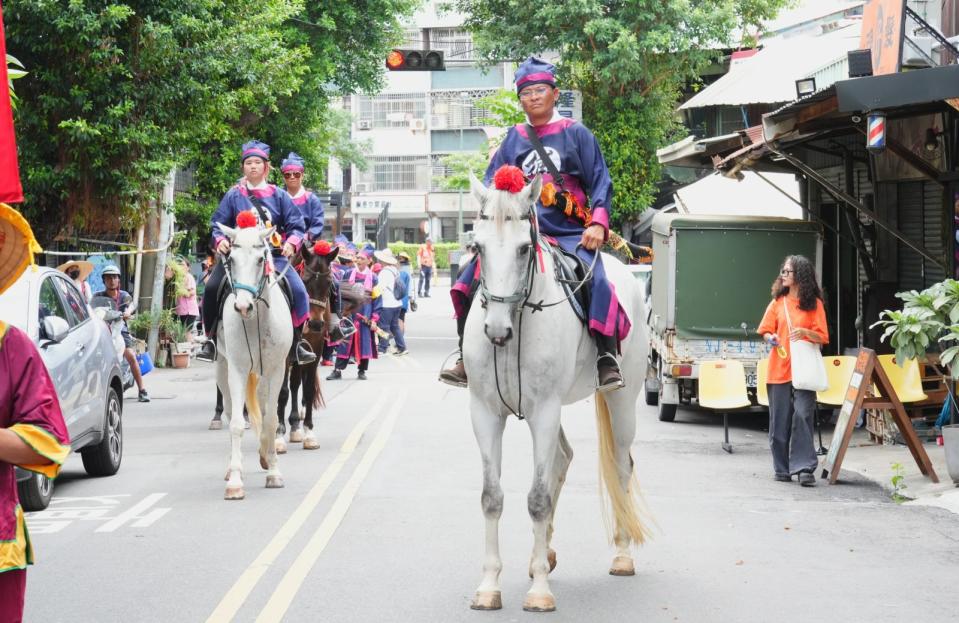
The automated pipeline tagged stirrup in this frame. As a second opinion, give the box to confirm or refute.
[197,340,217,363]
[439,358,468,388]
[296,341,317,365]
[596,353,624,393]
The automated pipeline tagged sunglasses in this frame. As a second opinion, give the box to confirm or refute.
[283,171,302,179]
[780,269,795,276]
[519,86,553,100]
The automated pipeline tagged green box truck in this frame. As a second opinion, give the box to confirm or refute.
[646,213,823,421]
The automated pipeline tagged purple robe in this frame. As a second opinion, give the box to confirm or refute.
[290,190,325,242]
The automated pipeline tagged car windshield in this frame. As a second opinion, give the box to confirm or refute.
[0,277,30,331]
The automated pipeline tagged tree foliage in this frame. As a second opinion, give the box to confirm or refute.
[6,0,414,244]
[454,0,789,224]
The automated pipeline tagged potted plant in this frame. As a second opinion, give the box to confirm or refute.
[168,320,191,368]
[874,279,959,483]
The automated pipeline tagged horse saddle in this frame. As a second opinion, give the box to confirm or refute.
[547,244,590,325]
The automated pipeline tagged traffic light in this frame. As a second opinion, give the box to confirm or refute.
[386,49,445,71]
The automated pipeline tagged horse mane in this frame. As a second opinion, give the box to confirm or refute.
[484,187,529,234]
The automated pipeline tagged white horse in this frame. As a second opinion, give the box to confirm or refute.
[464,173,650,612]
[216,224,292,500]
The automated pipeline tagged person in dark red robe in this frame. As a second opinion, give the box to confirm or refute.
[0,204,70,623]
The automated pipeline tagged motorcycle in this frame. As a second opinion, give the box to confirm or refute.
[90,295,136,391]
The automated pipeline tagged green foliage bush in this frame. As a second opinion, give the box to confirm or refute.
[387,242,461,270]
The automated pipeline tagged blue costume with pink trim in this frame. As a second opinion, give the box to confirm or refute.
[452,111,630,343]
[209,182,311,327]
[281,152,325,242]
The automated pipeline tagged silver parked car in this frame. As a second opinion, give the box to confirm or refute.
[0,267,125,511]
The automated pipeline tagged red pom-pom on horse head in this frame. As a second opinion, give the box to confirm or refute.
[236,210,258,229]
[493,165,526,194]
[313,240,333,256]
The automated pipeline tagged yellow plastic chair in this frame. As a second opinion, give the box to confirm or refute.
[756,359,769,407]
[699,360,751,454]
[876,354,928,403]
[817,356,857,406]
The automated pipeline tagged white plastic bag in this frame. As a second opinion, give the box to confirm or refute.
[783,298,828,392]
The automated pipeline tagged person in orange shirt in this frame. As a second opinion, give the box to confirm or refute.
[757,255,829,487]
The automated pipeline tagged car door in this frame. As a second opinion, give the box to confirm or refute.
[37,275,83,432]
[53,275,102,433]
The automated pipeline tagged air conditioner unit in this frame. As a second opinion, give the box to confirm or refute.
[354,183,370,192]
[430,114,448,129]
[357,120,372,130]
[409,118,426,131]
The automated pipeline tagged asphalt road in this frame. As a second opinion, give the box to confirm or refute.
[23,286,959,622]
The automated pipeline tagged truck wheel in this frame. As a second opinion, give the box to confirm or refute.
[658,401,677,422]
[644,378,659,406]
[81,387,123,477]
[18,472,54,512]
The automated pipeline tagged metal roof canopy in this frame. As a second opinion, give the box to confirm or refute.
[835,64,959,112]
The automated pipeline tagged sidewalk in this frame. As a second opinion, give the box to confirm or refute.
[829,427,959,514]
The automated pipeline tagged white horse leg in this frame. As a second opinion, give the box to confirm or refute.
[469,402,506,611]
[302,428,320,450]
[601,387,647,576]
[224,367,248,500]
[260,375,284,489]
[524,403,562,612]
[529,426,571,578]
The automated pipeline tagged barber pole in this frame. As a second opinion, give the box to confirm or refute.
[866,113,886,152]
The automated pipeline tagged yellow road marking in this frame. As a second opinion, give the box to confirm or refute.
[205,394,386,623]
[255,389,408,622]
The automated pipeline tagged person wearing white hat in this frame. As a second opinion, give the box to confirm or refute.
[0,204,71,622]
[374,249,408,356]
[57,259,94,302]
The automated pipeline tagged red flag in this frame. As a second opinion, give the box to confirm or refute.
[0,4,23,204]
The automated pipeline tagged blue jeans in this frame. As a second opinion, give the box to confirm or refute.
[377,306,406,353]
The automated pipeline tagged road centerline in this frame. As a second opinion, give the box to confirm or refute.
[255,389,409,622]
[205,393,387,623]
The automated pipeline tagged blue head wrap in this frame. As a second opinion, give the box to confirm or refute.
[514,57,557,94]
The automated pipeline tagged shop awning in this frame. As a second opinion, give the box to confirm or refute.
[656,132,749,168]
[835,64,959,112]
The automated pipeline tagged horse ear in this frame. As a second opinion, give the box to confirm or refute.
[219,224,238,241]
[469,171,488,205]
[329,247,339,262]
[259,226,276,242]
[302,242,313,256]
[525,174,543,206]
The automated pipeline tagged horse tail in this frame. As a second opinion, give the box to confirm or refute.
[246,372,262,436]
[313,365,325,409]
[595,391,649,546]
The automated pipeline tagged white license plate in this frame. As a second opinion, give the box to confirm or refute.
[745,372,757,388]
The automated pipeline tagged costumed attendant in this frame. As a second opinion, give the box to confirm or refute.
[197,140,316,365]
[327,249,380,381]
[441,56,629,392]
[0,204,71,623]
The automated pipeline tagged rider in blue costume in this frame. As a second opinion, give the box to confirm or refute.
[440,57,629,392]
[197,140,317,365]
[280,152,325,242]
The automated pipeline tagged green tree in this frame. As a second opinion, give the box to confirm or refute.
[454,0,789,224]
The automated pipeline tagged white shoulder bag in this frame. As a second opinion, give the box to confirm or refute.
[783,298,828,392]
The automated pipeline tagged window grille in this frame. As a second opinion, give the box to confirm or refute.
[356,156,429,192]
[355,93,427,128]
[430,89,498,129]
[429,28,474,60]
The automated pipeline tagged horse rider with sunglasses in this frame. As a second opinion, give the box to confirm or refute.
[440,56,629,392]
[280,152,325,243]
[197,140,317,365]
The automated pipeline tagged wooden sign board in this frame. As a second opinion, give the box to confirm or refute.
[859,0,906,76]
[820,348,939,484]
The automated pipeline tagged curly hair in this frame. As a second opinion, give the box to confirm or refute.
[771,254,822,311]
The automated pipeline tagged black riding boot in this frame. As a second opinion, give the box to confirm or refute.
[439,312,469,387]
[595,333,624,392]
[197,326,217,362]
[292,325,317,365]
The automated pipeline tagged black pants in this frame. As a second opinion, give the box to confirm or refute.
[767,382,818,476]
[335,356,368,372]
[201,262,225,336]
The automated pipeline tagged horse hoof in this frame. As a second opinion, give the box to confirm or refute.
[259,454,269,470]
[529,549,557,578]
[209,419,222,431]
[470,591,502,610]
[224,487,245,500]
[303,437,320,450]
[609,555,635,576]
[275,439,287,455]
[522,593,556,612]
[265,476,284,488]
[289,429,304,443]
